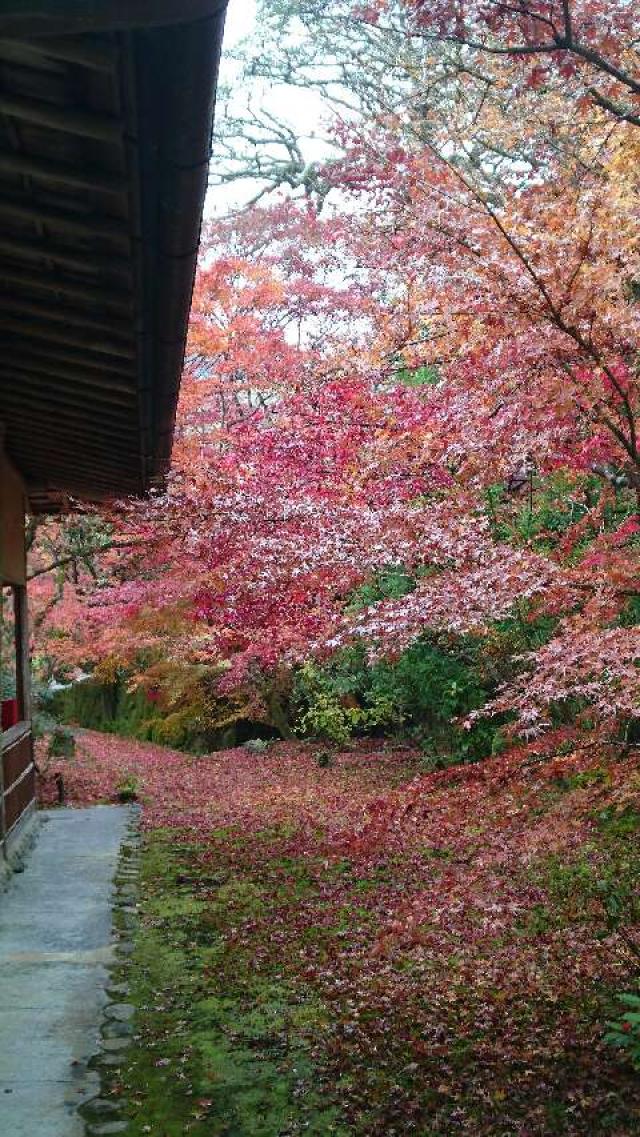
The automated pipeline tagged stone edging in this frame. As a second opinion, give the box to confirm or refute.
[0,806,40,893]
[80,804,142,1137]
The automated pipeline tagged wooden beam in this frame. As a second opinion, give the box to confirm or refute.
[1,379,135,420]
[8,408,138,439]
[0,35,116,73]
[5,409,135,448]
[7,414,137,451]
[22,461,137,485]
[3,379,129,410]
[0,194,130,244]
[0,347,136,392]
[28,490,135,509]
[26,470,140,497]
[0,151,126,195]
[11,423,139,460]
[25,492,71,514]
[0,92,122,143]
[18,458,140,493]
[0,233,132,277]
[0,315,136,360]
[25,473,143,507]
[3,411,131,445]
[2,361,136,402]
[0,2,227,36]
[25,454,138,481]
[0,294,133,339]
[26,464,140,487]
[0,265,133,311]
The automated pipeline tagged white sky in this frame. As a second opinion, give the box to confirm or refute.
[224,0,257,45]
[205,0,334,216]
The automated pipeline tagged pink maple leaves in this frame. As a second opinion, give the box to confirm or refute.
[32,5,640,748]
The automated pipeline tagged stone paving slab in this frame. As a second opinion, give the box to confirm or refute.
[0,807,131,1137]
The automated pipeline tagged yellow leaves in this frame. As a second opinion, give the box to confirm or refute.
[601,127,640,230]
[604,126,640,180]
[129,601,192,640]
[93,654,123,684]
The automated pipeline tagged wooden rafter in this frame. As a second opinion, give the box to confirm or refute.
[0,315,136,359]
[0,234,132,277]
[0,150,126,194]
[0,0,227,510]
[0,265,133,310]
[0,92,122,142]
[2,338,136,379]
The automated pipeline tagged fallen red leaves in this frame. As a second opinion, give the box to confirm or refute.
[38,730,640,1133]
[38,730,415,838]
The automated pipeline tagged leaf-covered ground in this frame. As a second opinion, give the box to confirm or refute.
[39,730,640,1135]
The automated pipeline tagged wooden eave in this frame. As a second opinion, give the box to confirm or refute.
[0,1,227,512]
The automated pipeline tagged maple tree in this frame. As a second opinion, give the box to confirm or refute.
[32,0,639,751]
[27,12,640,1126]
[402,0,640,127]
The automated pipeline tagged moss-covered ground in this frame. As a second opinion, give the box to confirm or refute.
[113,833,348,1136]
[41,730,640,1135]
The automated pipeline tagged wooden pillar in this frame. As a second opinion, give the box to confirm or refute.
[0,433,27,587]
[1,432,34,861]
[0,586,6,852]
[14,584,31,722]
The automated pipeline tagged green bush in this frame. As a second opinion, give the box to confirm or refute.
[48,677,124,733]
[150,708,208,752]
[49,675,207,752]
[605,992,640,1070]
[292,637,505,761]
[294,661,368,745]
[48,665,251,755]
[346,565,416,611]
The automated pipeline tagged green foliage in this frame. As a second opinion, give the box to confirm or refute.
[535,808,640,936]
[294,661,370,745]
[376,638,494,759]
[32,709,58,740]
[595,804,640,840]
[49,676,126,733]
[49,666,246,754]
[486,472,638,555]
[618,595,640,628]
[290,558,558,760]
[293,636,505,761]
[552,765,612,792]
[346,565,416,612]
[395,363,439,387]
[605,993,640,1070]
[149,708,204,750]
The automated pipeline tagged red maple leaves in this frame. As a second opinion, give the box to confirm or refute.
[32,3,639,746]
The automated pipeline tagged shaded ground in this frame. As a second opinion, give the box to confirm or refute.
[0,806,131,1137]
[40,730,640,1135]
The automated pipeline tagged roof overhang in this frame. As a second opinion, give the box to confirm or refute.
[0,1,227,511]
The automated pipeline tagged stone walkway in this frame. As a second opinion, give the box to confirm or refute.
[0,807,131,1137]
